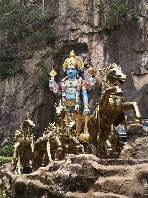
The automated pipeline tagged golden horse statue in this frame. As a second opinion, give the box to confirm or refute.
[32,101,83,171]
[88,63,141,156]
[13,113,35,174]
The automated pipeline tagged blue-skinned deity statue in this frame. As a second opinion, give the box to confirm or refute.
[49,50,96,141]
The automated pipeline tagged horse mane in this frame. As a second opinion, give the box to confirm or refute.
[99,63,121,95]
[99,67,107,95]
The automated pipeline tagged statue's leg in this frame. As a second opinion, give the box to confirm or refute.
[83,114,90,133]
[123,102,141,124]
[54,137,63,160]
[74,112,82,137]
[17,154,21,174]
[12,149,17,171]
[69,136,81,155]
[108,124,121,155]
[97,135,106,156]
[87,115,98,155]
[64,110,70,127]
[47,141,52,161]
[105,139,112,155]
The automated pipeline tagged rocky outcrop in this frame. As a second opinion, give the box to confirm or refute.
[120,124,148,159]
[0,55,56,142]
[1,124,148,197]
[1,155,148,198]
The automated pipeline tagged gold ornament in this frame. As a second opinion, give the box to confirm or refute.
[84,103,89,108]
[87,66,94,75]
[49,69,57,77]
[65,100,75,107]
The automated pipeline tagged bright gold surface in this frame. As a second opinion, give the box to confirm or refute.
[49,69,57,77]
[88,63,141,156]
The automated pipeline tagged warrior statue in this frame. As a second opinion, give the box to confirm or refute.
[49,50,96,142]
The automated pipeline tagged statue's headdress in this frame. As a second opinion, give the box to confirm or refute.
[63,50,84,72]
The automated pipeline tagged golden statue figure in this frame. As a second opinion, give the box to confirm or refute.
[88,63,141,156]
[13,113,35,174]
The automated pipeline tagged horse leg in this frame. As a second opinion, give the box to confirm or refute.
[105,139,112,155]
[17,154,21,174]
[123,102,141,124]
[54,136,63,160]
[47,141,52,161]
[69,136,81,155]
[32,145,38,172]
[12,148,18,172]
[97,135,106,156]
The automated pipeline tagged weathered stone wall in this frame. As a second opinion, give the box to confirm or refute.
[0,0,148,143]
[106,0,148,119]
[55,0,148,119]
[0,51,56,143]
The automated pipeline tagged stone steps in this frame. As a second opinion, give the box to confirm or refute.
[96,164,132,177]
[93,175,131,193]
[65,192,87,198]
[65,191,129,198]
[65,164,134,197]
[89,191,129,198]
[92,165,135,197]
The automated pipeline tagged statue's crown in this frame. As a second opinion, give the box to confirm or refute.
[63,50,84,72]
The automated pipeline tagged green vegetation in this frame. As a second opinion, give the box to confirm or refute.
[0,0,56,43]
[0,156,12,166]
[0,0,56,81]
[98,0,139,33]
[35,60,50,85]
[0,50,22,81]
[0,144,13,165]
[0,144,14,157]
[45,47,57,57]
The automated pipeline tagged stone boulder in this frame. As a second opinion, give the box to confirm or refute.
[1,154,148,198]
[120,124,148,159]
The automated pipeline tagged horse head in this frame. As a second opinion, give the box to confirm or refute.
[55,100,65,121]
[106,63,126,86]
[21,113,35,138]
[22,119,35,133]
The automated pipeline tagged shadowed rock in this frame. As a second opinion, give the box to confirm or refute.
[120,124,148,159]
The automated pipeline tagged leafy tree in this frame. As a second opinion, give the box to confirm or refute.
[0,50,22,81]
[35,60,50,85]
[98,0,139,64]
[0,144,14,157]
[98,0,139,32]
[0,0,56,81]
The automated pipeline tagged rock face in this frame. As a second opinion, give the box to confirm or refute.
[0,66,56,142]
[1,154,148,198]
[0,0,148,142]
[120,124,148,159]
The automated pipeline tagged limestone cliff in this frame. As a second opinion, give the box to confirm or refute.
[0,0,148,143]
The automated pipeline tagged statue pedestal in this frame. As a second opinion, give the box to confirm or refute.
[120,124,148,159]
